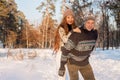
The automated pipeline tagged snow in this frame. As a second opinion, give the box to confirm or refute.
[90,49,120,80]
[0,48,120,80]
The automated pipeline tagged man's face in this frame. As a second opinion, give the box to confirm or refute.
[85,20,95,31]
[66,15,74,25]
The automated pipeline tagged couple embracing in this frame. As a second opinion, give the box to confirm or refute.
[54,8,98,80]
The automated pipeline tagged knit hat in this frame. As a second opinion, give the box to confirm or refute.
[63,9,74,18]
[84,15,95,22]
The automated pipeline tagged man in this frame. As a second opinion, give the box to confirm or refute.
[58,14,98,80]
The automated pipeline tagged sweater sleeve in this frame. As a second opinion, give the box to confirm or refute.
[60,33,76,68]
[59,27,71,43]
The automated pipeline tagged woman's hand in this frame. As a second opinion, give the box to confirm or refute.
[73,27,81,33]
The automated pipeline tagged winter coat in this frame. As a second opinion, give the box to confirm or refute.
[58,27,72,48]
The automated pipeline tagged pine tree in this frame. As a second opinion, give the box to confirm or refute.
[37,0,57,48]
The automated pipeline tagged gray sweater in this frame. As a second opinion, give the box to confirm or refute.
[60,26,98,68]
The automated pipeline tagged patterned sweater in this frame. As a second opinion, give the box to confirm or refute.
[60,26,98,67]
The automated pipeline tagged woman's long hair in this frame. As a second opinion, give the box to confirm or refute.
[53,17,77,53]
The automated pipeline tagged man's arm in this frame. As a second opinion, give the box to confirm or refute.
[58,33,76,76]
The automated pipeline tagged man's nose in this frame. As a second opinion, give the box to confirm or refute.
[90,23,93,26]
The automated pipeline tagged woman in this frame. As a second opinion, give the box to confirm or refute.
[53,9,80,79]
[54,9,80,53]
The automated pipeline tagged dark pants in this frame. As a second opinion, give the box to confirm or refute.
[67,63,95,80]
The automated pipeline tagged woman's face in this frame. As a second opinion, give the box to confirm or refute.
[66,15,74,25]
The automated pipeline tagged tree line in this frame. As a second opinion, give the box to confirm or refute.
[0,0,120,50]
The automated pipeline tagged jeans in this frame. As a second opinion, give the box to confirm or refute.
[67,62,95,80]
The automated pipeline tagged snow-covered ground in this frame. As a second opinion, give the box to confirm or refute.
[0,48,120,80]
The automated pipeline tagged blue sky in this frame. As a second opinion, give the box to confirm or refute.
[15,0,42,22]
[14,0,102,25]
[15,0,62,24]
